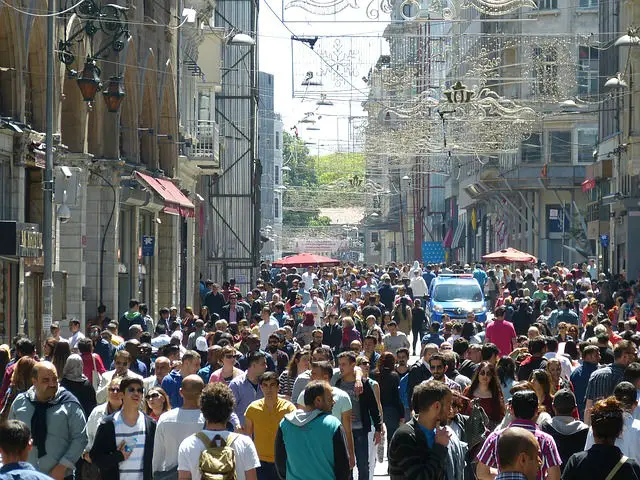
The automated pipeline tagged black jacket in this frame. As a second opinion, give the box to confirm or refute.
[220,304,246,322]
[562,444,640,480]
[335,377,382,434]
[406,362,432,410]
[60,378,96,418]
[90,413,156,480]
[203,291,225,316]
[388,417,448,480]
[322,324,342,353]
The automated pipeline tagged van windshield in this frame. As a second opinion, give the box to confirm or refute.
[433,283,483,302]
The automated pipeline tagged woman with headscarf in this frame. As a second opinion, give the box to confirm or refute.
[295,311,316,347]
[60,354,97,417]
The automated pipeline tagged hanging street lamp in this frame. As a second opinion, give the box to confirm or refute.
[103,76,126,112]
[76,58,102,102]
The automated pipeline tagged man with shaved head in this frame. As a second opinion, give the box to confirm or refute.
[9,361,88,479]
[496,427,541,480]
[152,374,206,479]
[145,356,172,391]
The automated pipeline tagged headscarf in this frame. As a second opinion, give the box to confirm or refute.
[62,354,87,382]
[302,311,315,327]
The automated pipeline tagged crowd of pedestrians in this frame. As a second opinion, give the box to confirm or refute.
[0,260,640,480]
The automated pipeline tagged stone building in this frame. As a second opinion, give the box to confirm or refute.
[0,0,221,344]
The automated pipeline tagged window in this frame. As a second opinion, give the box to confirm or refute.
[522,133,542,163]
[578,47,599,96]
[532,46,558,97]
[274,197,280,219]
[549,131,572,163]
[579,0,597,7]
[537,0,557,9]
[577,127,598,163]
[274,166,280,185]
[275,132,280,149]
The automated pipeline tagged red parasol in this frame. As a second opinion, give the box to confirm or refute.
[272,253,340,268]
[482,247,537,264]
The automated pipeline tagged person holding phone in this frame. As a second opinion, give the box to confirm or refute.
[90,376,157,480]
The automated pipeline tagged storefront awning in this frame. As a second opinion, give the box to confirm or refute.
[135,171,195,217]
[452,221,465,249]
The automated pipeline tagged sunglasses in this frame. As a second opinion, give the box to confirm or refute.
[359,361,370,366]
[126,387,144,394]
[146,393,162,400]
[108,387,120,393]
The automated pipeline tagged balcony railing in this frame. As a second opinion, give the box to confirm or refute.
[183,120,220,168]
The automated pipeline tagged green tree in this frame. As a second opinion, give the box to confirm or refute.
[282,131,329,227]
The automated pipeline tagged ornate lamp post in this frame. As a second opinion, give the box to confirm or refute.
[58,0,130,112]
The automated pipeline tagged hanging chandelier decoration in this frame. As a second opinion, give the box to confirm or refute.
[283,0,537,21]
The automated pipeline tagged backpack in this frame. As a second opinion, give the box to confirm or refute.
[195,432,238,480]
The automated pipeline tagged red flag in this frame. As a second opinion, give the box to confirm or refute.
[581,178,596,192]
[541,163,548,178]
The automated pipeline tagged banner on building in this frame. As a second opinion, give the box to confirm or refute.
[422,241,445,263]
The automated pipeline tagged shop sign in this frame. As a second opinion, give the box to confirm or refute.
[0,221,43,257]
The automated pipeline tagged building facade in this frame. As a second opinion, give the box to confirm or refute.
[0,0,220,344]
[257,72,284,261]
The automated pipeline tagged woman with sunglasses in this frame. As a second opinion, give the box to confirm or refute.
[209,345,243,385]
[463,361,505,429]
[144,386,171,421]
[83,377,123,462]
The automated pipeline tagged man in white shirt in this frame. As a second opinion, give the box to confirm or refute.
[97,350,143,403]
[178,382,260,480]
[301,266,317,289]
[305,289,326,327]
[153,375,206,478]
[68,319,86,351]
[144,356,172,391]
[258,306,279,350]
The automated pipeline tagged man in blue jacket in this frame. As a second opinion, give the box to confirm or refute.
[161,350,201,408]
[275,380,350,480]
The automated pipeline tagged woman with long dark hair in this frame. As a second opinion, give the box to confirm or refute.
[278,350,310,399]
[392,296,412,336]
[463,361,505,428]
[497,356,516,402]
[530,369,554,416]
[52,340,71,381]
[373,352,404,449]
[42,337,58,362]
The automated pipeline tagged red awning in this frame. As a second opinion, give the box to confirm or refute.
[135,171,195,217]
[272,253,340,267]
[482,247,537,264]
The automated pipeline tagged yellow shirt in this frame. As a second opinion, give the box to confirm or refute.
[244,398,296,462]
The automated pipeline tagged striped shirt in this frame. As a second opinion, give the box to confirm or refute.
[476,419,561,480]
[584,363,626,402]
[114,411,146,480]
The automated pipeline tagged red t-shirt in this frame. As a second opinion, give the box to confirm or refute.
[485,319,516,356]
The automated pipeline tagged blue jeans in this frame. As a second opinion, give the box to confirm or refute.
[352,428,369,480]
[257,461,278,480]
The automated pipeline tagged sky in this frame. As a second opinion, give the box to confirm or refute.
[257,0,389,155]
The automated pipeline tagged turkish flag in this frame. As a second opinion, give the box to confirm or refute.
[581,178,596,192]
